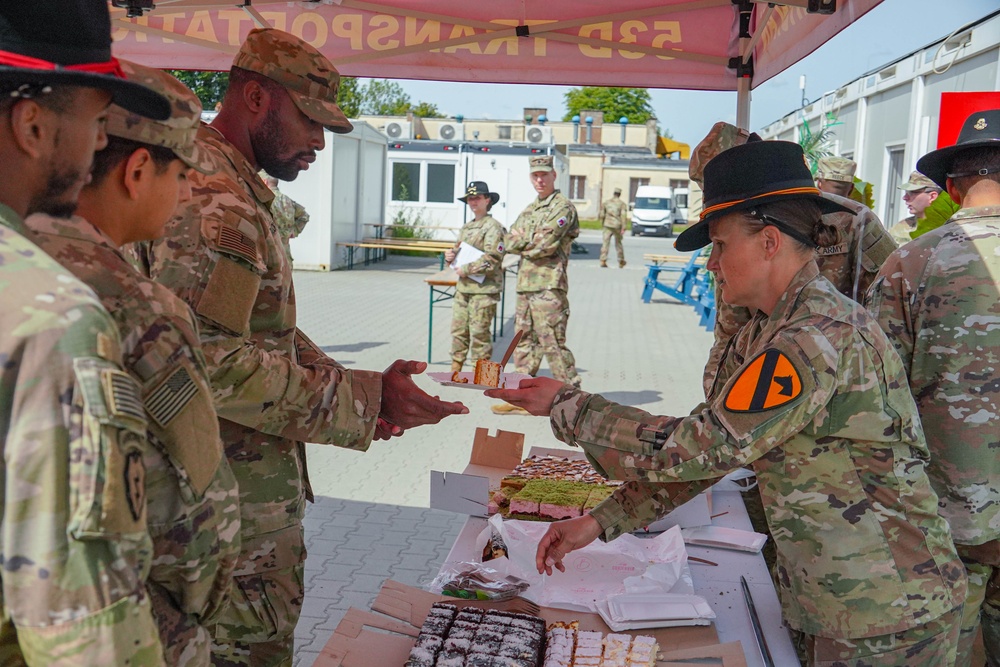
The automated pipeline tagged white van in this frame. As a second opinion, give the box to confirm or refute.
[630,185,683,237]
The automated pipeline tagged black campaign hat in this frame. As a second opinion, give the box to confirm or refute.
[0,1,170,120]
[458,181,500,206]
[917,109,1000,189]
[675,140,852,251]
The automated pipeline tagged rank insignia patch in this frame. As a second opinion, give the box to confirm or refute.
[724,348,802,412]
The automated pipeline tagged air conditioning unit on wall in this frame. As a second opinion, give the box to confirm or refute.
[526,126,553,144]
[438,123,465,141]
[384,121,412,139]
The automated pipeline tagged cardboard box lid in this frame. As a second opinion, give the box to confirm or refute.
[315,579,743,667]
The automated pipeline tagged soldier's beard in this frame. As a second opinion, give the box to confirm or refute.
[253,103,311,182]
[29,163,85,218]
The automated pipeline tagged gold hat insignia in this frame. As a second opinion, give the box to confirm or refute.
[974,118,988,131]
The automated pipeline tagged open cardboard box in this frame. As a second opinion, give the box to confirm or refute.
[316,579,746,666]
[429,428,711,532]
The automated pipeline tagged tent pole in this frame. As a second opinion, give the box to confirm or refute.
[737,79,751,130]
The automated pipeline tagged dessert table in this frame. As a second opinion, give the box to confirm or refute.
[441,487,799,667]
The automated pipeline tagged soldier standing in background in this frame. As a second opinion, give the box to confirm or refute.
[445,181,506,375]
[489,141,966,666]
[22,61,241,667]
[0,1,172,663]
[867,108,1000,667]
[815,156,857,198]
[140,28,466,665]
[598,187,628,268]
[264,173,310,264]
[889,170,941,246]
[504,154,582,394]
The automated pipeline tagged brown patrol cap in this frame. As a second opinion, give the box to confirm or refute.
[529,155,554,173]
[816,156,857,183]
[689,122,753,188]
[233,28,353,134]
[897,170,939,192]
[106,60,217,174]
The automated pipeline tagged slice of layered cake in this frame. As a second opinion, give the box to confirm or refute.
[542,623,658,667]
[474,359,502,387]
[406,603,545,666]
[507,479,594,521]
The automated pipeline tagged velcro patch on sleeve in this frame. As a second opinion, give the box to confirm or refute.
[102,369,147,424]
[196,256,261,334]
[145,365,198,427]
[216,224,259,265]
[724,348,803,413]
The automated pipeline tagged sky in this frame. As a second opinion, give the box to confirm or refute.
[373,0,998,147]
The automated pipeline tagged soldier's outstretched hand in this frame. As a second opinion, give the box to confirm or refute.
[484,377,565,416]
[380,360,468,429]
[535,515,603,575]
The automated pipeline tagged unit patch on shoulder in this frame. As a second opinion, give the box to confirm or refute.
[123,446,146,522]
[497,241,505,254]
[557,217,567,227]
[724,348,803,413]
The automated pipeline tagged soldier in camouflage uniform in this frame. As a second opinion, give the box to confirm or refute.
[598,187,628,268]
[867,109,1000,667]
[23,61,241,667]
[263,173,309,264]
[138,29,466,666]
[489,141,966,666]
[507,155,582,387]
[445,181,506,373]
[0,2,173,663]
[889,170,941,246]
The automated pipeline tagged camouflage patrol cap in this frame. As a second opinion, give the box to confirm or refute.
[529,155,554,173]
[898,170,939,192]
[106,60,216,174]
[689,122,751,188]
[816,156,857,183]
[233,28,353,134]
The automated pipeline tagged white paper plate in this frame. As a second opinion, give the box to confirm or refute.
[595,597,714,632]
[607,593,716,623]
[680,525,768,553]
[427,371,532,390]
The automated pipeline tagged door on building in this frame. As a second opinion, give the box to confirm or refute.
[884,147,905,225]
[628,177,650,205]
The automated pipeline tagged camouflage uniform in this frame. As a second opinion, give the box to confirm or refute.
[0,208,164,665]
[508,189,581,386]
[557,262,965,660]
[450,214,505,369]
[23,213,242,667]
[867,205,1000,665]
[888,215,916,246]
[598,195,628,267]
[269,188,309,264]
[142,124,382,665]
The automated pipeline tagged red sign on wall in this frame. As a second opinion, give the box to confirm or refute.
[938,92,1000,148]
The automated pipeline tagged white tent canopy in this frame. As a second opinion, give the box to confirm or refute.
[110,0,882,128]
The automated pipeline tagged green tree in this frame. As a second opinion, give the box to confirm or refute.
[336,77,363,118]
[168,70,228,111]
[410,100,444,118]
[362,80,412,115]
[562,87,654,124]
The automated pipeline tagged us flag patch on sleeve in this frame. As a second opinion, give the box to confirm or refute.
[146,365,199,427]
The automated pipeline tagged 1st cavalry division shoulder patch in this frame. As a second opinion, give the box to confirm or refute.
[724,348,802,413]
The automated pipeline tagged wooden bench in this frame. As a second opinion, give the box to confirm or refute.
[643,253,692,266]
[337,239,455,269]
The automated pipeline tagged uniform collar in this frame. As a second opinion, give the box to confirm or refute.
[535,189,560,207]
[757,260,821,331]
[199,123,275,207]
[949,205,1000,222]
[24,212,122,253]
[0,202,24,234]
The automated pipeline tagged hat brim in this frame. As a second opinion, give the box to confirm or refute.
[287,88,353,134]
[0,67,170,121]
[458,192,500,205]
[675,192,852,252]
[917,140,1000,189]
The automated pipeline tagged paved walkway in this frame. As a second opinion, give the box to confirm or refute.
[293,230,715,666]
